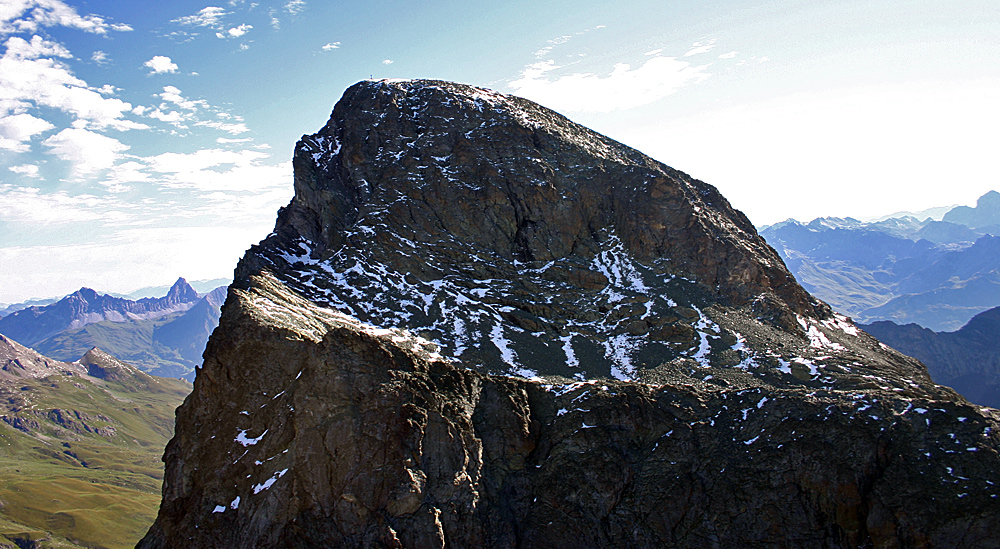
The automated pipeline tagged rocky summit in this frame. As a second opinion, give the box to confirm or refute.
[141,80,1000,548]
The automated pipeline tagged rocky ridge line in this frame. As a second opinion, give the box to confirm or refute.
[140,80,1000,548]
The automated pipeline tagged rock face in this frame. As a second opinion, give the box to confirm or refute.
[141,80,1000,548]
[0,278,201,347]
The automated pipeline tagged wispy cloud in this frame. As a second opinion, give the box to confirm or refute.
[0,0,132,35]
[509,56,710,113]
[382,59,393,65]
[1,35,145,131]
[684,39,717,57]
[136,86,249,135]
[91,50,108,64]
[718,51,738,59]
[321,42,340,51]
[0,184,110,225]
[144,55,178,74]
[171,6,228,28]
[284,0,306,15]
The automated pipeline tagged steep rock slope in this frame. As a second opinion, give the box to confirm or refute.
[142,80,1000,548]
[0,278,201,347]
[863,307,1000,409]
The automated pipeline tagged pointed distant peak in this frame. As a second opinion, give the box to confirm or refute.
[73,287,99,299]
[165,277,199,301]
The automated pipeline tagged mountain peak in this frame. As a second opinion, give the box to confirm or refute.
[164,277,198,302]
[254,77,826,380]
[977,189,1000,208]
[141,81,1000,548]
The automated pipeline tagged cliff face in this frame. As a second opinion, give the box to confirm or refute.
[141,80,1000,548]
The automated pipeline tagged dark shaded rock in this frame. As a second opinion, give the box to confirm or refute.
[141,80,1000,548]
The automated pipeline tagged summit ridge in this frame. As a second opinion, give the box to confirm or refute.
[141,80,1000,548]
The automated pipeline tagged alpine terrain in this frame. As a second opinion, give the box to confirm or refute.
[0,280,226,380]
[863,306,1000,410]
[760,191,1000,332]
[0,335,189,549]
[141,80,1000,548]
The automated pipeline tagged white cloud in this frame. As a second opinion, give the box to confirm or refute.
[684,39,717,57]
[0,36,145,130]
[8,164,40,178]
[216,23,251,38]
[0,112,53,151]
[534,35,572,58]
[321,42,340,51]
[91,50,108,64]
[643,49,663,56]
[0,184,107,225]
[284,0,306,15]
[195,119,248,134]
[0,0,132,35]
[159,85,208,110]
[718,51,738,59]
[137,86,249,135]
[171,6,228,28]
[382,59,393,65]
[144,55,178,74]
[41,127,129,175]
[0,224,276,303]
[508,56,710,113]
[95,146,289,197]
[217,136,253,143]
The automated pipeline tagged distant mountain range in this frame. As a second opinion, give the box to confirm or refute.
[0,335,189,548]
[759,190,1000,331]
[862,306,1000,409]
[0,279,227,380]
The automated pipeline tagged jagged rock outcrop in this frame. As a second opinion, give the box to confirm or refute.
[0,278,201,347]
[141,80,1000,548]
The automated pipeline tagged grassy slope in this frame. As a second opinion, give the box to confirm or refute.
[0,373,189,549]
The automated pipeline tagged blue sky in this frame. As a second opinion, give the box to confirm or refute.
[1,0,999,302]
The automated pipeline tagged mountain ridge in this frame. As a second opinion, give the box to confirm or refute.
[0,278,202,347]
[759,201,1000,331]
[141,79,1000,548]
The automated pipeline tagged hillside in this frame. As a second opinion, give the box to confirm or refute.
[0,336,189,548]
[862,306,1000,409]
